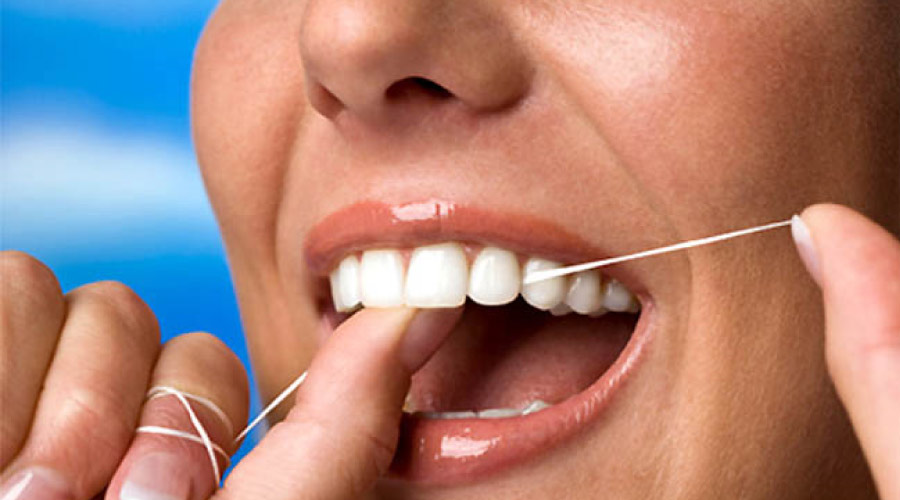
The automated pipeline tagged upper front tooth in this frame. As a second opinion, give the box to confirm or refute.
[565,270,604,315]
[405,243,468,308]
[360,249,405,307]
[521,258,567,310]
[330,255,362,312]
[602,279,638,312]
[468,247,521,306]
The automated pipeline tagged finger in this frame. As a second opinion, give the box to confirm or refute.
[0,282,160,500]
[106,332,249,500]
[793,203,900,500]
[219,307,461,500]
[0,252,66,468]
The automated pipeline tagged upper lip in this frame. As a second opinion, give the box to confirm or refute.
[303,198,646,295]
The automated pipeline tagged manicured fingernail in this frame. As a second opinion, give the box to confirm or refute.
[791,214,822,285]
[0,467,71,500]
[119,453,190,500]
[400,307,463,371]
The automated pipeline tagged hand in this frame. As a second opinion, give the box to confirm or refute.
[0,251,460,500]
[0,251,250,499]
[792,204,900,500]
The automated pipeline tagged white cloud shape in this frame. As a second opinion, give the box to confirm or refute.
[2,113,222,260]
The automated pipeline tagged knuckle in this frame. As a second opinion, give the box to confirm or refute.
[169,331,230,358]
[159,332,249,428]
[72,281,160,345]
[46,387,134,461]
[171,333,245,380]
[0,251,62,306]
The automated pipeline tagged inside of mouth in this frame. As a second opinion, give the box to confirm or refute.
[327,298,637,416]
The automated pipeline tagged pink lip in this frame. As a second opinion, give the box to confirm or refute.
[303,199,653,484]
[306,199,609,275]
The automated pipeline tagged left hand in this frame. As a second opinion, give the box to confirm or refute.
[792,203,900,500]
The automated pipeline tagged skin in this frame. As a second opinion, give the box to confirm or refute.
[0,1,898,499]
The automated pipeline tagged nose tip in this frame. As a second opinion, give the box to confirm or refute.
[299,0,531,122]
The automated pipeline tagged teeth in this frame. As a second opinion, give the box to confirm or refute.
[520,399,551,415]
[329,255,361,312]
[602,279,639,312]
[468,247,521,306]
[411,400,553,420]
[330,243,640,315]
[549,303,573,316]
[564,270,604,315]
[521,258,568,310]
[405,243,468,307]
[360,249,405,307]
[476,408,522,419]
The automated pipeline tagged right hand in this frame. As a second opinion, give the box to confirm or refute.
[0,251,250,499]
[0,250,461,499]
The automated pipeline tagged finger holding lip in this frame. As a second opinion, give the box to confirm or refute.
[106,332,249,500]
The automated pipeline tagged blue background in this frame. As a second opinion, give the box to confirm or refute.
[2,1,260,467]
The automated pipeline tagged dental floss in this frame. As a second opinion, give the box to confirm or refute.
[523,219,793,285]
[132,217,795,488]
[136,386,224,485]
[135,371,308,486]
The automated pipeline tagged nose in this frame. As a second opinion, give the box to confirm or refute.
[298,0,531,122]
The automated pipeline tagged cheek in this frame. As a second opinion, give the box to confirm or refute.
[533,1,892,227]
[192,0,308,265]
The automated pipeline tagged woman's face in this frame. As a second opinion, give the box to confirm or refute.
[192,0,898,497]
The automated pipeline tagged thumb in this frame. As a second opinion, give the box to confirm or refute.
[218,306,462,500]
[792,203,900,500]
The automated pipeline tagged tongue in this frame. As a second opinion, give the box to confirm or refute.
[407,300,635,412]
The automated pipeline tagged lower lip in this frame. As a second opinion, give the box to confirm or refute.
[386,301,655,485]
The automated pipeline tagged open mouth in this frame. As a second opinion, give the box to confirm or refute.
[305,200,653,484]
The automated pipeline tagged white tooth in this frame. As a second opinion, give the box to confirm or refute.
[360,249,405,307]
[477,408,521,419]
[468,247,521,305]
[331,255,361,312]
[521,258,567,310]
[549,303,572,316]
[565,270,604,315]
[521,400,551,415]
[405,242,468,308]
[602,279,637,312]
[329,267,346,311]
[589,307,609,318]
[419,411,477,420]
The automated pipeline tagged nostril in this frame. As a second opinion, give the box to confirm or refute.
[385,77,454,101]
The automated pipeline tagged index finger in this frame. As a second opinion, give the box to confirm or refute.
[793,203,900,500]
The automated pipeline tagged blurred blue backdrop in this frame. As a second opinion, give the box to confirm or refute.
[2,0,260,467]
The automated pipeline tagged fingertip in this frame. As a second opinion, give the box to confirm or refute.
[791,213,822,285]
[399,307,464,371]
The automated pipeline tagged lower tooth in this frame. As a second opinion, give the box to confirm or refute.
[521,400,551,415]
[418,411,478,420]
[412,401,553,420]
[477,408,521,419]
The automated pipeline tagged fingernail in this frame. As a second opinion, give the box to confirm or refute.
[0,467,71,500]
[119,453,190,500]
[791,214,822,285]
[400,307,464,371]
